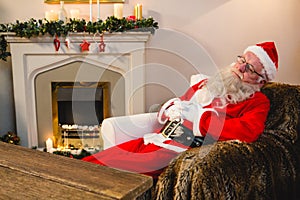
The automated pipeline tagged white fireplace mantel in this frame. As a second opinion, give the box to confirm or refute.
[6,32,151,147]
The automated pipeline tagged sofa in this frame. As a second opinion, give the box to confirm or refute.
[100,76,300,199]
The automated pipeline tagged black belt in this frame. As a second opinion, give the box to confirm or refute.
[161,120,204,148]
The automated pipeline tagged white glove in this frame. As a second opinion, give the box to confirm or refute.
[157,98,181,124]
[164,101,182,121]
[180,101,203,122]
[164,100,203,122]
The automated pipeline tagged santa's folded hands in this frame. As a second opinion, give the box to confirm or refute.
[157,97,217,137]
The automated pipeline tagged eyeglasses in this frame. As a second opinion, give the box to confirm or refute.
[236,56,265,79]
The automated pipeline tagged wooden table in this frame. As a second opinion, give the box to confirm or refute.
[0,142,152,199]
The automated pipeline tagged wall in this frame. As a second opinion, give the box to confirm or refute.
[0,0,299,135]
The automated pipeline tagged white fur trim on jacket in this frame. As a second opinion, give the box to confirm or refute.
[143,133,188,153]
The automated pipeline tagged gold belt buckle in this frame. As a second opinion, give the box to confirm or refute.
[161,119,181,138]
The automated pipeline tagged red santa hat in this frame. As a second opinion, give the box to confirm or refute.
[244,41,278,81]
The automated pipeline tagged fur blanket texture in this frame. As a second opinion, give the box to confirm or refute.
[138,82,300,200]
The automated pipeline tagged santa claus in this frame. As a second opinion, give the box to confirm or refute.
[82,41,279,180]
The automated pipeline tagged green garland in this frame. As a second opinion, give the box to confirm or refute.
[0,35,10,61]
[0,16,159,61]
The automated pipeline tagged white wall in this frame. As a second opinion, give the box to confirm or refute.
[0,0,299,134]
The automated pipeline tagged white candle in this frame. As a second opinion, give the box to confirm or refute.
[45,10,58,21]
[46,138,53,153]
[89,0,93,22]
[114,4,123,19]
[97,0,100,21]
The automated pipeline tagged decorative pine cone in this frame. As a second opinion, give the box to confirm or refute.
[0,131,20,145]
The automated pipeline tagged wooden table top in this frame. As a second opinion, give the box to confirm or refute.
[0,142,152,199]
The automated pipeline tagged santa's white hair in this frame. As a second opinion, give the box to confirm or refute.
[204,65,261,107]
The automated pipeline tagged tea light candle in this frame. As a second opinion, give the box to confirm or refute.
[114,3,123,19]
[134,4,142,20]
[89,0,93,21]
[46,138,53,153]
[45,10,58,21]
[70,9,80,20]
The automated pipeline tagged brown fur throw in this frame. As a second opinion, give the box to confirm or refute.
[139,82,300,200]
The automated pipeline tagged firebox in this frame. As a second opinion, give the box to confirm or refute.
[52,82,110,149]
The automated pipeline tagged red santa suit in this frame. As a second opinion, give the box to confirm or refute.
[82,80,270,179]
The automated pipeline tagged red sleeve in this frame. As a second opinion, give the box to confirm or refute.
[200,92,270,143]
[179,79,207,101]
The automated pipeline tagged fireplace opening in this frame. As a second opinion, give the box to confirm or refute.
[56,84,104,125]
[52,82,110,150]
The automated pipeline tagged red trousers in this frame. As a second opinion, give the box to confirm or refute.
[82,138,185,179]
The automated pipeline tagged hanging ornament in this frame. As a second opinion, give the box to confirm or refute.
[98,34,106,52]
[80,40,90,52]
[65,37,71,49]
[53,36,60,51]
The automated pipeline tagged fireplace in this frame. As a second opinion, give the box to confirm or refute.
[7,32,151,148]
[51,81,110,149]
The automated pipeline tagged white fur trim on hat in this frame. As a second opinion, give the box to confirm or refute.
[244,46,277,81]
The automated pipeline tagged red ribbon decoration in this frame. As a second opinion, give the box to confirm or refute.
[53,36,60,51]
[126,16,136,21]
[65,38,70,49]
[98,34,106,52]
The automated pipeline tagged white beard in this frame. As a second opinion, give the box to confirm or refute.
[202,65,261,107]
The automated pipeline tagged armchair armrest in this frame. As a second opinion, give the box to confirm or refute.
[100,74,209,150]
[101,112,163,149]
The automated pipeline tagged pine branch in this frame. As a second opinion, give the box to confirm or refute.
[0,16,159,61]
